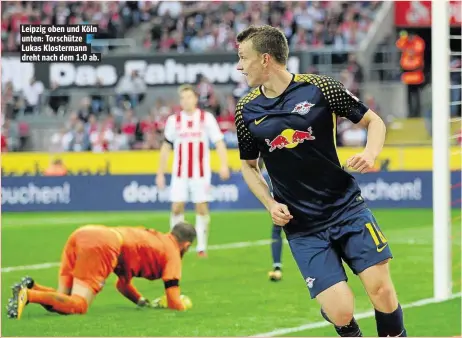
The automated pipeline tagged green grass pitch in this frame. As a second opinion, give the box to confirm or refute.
[1,209,461,337]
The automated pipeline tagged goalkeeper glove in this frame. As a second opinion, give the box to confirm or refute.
[136,297,151,308]
[151,295,168,309]
[150,294,193,310]
[180,295,193,310]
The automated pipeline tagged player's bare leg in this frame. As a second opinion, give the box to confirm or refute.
[195,202,210,257]
[359,260,407,337]
[316,281,362,337]
[170,202,185,229]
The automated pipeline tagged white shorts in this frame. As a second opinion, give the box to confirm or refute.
[169,176,213,203]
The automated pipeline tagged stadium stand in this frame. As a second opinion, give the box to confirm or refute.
[1,1,460,153]
[140,1,381,53]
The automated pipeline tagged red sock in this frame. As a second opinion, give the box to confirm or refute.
[27,290,88,315]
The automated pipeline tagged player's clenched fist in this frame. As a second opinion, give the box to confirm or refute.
[346,151,376,174]
[269,201,293,226]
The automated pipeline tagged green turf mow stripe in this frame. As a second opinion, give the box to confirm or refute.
[2,236,459,273]
[0,239,273,272]
[251,293,462,337]
[1,210,268,227]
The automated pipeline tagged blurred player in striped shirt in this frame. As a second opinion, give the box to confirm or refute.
[156,85,230,257]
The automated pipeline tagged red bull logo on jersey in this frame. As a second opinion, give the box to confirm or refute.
[265,127,316,152]
[292,101,315,115]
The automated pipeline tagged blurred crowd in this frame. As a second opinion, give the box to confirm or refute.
[1,80,34,152]
[0,49,371,153]
[46,58,370,154]
[6,0,440,154]
[1,1,381,53]
[1,114,29,153]
[48,75,241,153]
[141,1,381,53]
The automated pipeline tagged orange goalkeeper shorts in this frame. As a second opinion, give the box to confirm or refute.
[59,225,123,294]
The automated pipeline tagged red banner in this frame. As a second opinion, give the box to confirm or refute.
[394,1,461,27]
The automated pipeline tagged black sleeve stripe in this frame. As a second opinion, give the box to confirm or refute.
[164,279,179,289]
[164,138,173,146]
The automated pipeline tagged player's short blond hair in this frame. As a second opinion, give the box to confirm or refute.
[236,25,289,65]
[177,84,197,96]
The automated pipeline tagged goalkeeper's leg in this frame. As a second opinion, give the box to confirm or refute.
[8,276,59,316]
[26,279,95,316]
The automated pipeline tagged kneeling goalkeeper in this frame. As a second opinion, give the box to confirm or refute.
[7,222,196,319]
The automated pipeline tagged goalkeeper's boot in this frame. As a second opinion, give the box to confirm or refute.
[9,276,34,306]
[8,281,23,310]
[6,297,18,319]
[21,276,35,289]
[7,287,28,320]
[16,287,28,319]
[268,267,282,282]
[10,276,34,297]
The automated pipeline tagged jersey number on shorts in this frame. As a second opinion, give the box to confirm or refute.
[365,222,388,252]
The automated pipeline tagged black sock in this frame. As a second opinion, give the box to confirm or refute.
[321,308,362,337]
[375,304,407,337]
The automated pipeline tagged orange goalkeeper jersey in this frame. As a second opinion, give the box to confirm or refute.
[112,227,182,283]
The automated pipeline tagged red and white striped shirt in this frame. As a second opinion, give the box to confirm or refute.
[164,109,224,179]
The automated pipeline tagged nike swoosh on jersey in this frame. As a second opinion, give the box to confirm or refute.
[254,116,268,125]
[377,244,389,252]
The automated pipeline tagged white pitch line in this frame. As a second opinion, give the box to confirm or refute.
[1,236,457,274]
[1,262,61,273]
[1,210,266,227]
[1,239,273,273]
[251,292,462,337]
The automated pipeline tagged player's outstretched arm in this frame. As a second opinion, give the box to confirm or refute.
[115,277,148,307]
[321,76,386,174]
[205,111,230,180]
[156,141,172,189]
[157,115,176,189]
[241,160,274,209]
[158,252,192,311]
[235,99,292,225]
[151,285,192,311]
[241,160,293,226]
[165,284,187,310]
[346,109,386,173]
[215,140,230,180]
[358,109,386,158]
